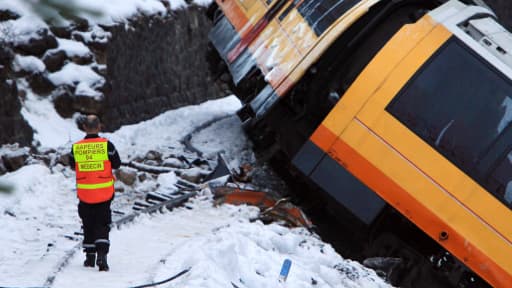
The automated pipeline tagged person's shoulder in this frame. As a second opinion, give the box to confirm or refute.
[106,140,118,149]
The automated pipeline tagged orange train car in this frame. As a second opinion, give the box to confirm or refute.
[207,0,512,287]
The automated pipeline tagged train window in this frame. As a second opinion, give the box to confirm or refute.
[297,0,361,35]
[485,149,512,208]
[387,38,512,208]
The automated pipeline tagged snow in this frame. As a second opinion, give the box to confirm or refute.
[48,62,104,87]
[75,81,103,99]
[13,55,46,73]
[19,81,83,148]
[54,38,92,58]
[106,96,243,160]
[71,0,167,25]
[0,1,48,44]
[3,96,392,288]
[72,26,111,44]
[157,171,179,191]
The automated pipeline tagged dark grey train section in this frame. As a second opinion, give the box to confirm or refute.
[293,140,386,224]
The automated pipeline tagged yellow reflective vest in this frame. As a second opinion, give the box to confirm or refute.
[72,138,114,203]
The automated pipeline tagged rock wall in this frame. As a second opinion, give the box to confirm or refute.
[103,6,226,131]
[0,47,33,146]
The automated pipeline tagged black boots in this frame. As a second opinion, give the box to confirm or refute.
[83,253,96,267]
[84,253,109,271]
[96,253,109,272]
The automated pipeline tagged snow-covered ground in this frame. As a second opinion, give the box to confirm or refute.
[1,95,391,288]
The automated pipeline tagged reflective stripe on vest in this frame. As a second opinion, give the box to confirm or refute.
[76,179,114,189]
[73,138,114,204]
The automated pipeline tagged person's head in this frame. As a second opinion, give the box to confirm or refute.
[82,114,101,134]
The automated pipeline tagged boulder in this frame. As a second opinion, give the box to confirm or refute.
[57,152,71,166]
[70,17,90,33]
[145,150,162,161]
[116,167,137,185]
[179,167,208,184]
[43,50,67,72]
[49,26,72,39]
[14,28,58,56]
[12,55,45,78]
[1,147,30,172]
[0,9,20,22]
[70,53,93,65]
[72,94,104,115]
[162,157,187,169]
[27,72,55,95]
[52,86,75,118]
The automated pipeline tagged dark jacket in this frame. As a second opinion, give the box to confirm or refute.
[70,134,121,170]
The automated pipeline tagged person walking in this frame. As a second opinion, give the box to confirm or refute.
[70,115,121,271]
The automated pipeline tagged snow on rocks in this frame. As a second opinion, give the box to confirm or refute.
[115,166,138,185]
[48,62,103,87]
[0,144,30,173]
[13,54,45,74]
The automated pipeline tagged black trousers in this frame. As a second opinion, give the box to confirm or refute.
[78,200,112,255]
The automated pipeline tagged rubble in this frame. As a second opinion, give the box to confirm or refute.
[0,145,30,172]
[179,167,210,183]
[145,150,162,162]
[116,167,138,186]
[162,157,187,169]
[212,185,313,229]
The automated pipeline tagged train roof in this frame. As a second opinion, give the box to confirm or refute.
[432,0,512,78]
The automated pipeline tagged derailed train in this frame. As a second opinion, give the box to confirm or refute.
[207,0,512,287]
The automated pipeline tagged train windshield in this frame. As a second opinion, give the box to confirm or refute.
[387,38,512,208]
[297,0,361,35]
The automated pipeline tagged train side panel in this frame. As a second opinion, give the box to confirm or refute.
[295,4,512,287]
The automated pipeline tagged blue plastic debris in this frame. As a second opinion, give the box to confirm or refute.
[278,259,292,282]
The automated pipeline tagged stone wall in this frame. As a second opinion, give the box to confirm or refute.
[0,47,33,146]
[103,6,226,131]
